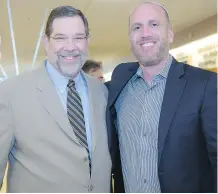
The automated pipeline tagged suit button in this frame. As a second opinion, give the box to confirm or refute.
[89,185,94,191]
[159,171,164,176]
[110,107,116,117]
[84,156,89,163]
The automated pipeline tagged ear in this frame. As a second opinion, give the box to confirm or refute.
[168,27,174,44]
[43,35,49,51]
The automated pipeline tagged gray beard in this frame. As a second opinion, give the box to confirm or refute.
[55,54,86,78]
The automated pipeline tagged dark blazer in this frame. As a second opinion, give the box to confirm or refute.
[107,58,217,193]
[104,81,111,89]
[105,80,124,193]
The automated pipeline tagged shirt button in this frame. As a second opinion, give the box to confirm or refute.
[89,185,94,191]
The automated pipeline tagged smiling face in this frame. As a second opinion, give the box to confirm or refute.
[43,16,89,78]
[129,3,174,66]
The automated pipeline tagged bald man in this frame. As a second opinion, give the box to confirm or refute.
[107,1,217,193]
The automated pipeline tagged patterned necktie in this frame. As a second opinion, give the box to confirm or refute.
[67,79,91,172]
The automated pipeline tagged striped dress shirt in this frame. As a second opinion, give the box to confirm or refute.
[115,56,172,193]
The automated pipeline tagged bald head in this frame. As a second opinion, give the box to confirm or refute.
[129,1,171,29]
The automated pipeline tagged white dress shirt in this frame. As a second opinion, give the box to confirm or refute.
[46,61,92,158]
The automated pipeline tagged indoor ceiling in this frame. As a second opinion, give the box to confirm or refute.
[0,0,217,68]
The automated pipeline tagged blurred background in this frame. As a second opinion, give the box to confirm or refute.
[0,0,217,192]
[0,0,217,83]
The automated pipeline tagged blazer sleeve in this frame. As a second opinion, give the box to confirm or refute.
[0,86,14,188]
[201,73,217,191]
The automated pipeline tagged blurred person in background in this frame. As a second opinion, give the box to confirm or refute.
[108,1,217,193]
[82,59,105,82]
[0,6,111,192]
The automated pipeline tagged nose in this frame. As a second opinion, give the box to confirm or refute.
[64,38,77,51]
[141,25,152,37]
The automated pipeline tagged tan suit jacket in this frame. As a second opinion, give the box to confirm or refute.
[0,64,111,192]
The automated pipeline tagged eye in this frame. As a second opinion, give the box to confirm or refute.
[75,37,85,40]
[152,23,159,27]
[133,26,140,31]
[55,37,67,41]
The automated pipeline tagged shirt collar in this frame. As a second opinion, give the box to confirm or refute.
[46,60,85,91]
[133,55,173,82]
[159,55,173,78]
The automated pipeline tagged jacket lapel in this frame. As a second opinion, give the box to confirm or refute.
[108,62,139,108]
[158,59,187,165]
[82,72,97,153]
[36,64,80,145]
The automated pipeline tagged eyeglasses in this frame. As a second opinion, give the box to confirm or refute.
[50,35,88,44]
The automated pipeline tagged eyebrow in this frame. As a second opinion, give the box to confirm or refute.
[75,33,86,36]
[149,19,160,24]
[131,19,160,27]
[74,33,88,37]
[53,33,86,37]
[53,33,66,37]
[131,22,141,26]
[130,22,142,28]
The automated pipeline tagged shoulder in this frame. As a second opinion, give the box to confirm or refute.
[184,63,216,76]
[83,73,108,98]
[182,63,217,83]
[0,68,40,95]
[173,62,217,97]
[112,62,138,75]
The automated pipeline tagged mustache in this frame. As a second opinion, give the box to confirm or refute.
[136,36,157,44]
[57,50,83,57]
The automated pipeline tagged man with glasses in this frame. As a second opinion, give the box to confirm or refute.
[0,6,111,192]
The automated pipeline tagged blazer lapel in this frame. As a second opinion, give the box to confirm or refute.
[108,62,139,108]
[158,59,187,165]
[36,64,80,145]
[82,72,97,153]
